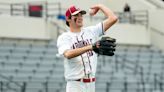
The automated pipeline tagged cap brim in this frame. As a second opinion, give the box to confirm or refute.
[71,10,86,16]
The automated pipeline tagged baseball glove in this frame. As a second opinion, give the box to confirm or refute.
[92,36,116,56]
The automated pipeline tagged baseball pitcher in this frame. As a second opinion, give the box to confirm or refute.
[57,4,118,92]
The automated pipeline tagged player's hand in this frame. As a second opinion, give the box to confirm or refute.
[89,4,102,16]
[92,36,116,56]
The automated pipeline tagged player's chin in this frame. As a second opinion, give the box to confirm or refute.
[77,23,83,27]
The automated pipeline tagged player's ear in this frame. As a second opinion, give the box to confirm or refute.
[66,16,71,22]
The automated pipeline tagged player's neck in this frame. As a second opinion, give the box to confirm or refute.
[70,26,81,33]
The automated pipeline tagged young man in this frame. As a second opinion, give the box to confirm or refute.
[57,4,118,92]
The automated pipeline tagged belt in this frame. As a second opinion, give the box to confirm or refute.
[76,78,96,83]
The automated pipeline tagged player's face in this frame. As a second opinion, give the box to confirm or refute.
[71,13,83,27]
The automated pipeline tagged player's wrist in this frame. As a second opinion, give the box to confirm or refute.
[98,4,103,7]
[96,4,103,9]
[88,45,93,50]
[91,43,95,50]
[92,42,97,50]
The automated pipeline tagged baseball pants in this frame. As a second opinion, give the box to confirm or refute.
[66,81,95,92]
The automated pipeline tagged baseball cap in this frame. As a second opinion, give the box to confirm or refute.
[65,5,86,19]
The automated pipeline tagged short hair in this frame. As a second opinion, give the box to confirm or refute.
[66,21,69,26]
[66,16,71,27]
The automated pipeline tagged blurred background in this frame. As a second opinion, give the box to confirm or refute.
[0,0,164,92]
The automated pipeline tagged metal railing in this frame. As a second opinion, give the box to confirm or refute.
[115,10,149,28]
[0,1,62,16]
[0,1,149,27]
[0,80,164,92]
[151,27,164,36]
[0,74,24,92]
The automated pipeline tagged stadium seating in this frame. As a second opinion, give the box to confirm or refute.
[0,38,164,92]
[0,1,164,92]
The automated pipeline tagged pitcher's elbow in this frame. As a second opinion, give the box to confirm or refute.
[63,51,73,59]
[112,16,118,23]
[64,53,72,59]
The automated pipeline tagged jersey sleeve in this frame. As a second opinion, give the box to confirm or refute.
[89,22,104,37]
[57,34,71,55]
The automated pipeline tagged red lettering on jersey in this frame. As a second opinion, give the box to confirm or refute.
[71,39,93,57]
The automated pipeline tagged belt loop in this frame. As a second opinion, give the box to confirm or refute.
[88,74,90,78]
[80,79,83,82]
[90,78,92,82]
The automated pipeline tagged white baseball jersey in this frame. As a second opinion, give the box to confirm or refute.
[57,22,104,80]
